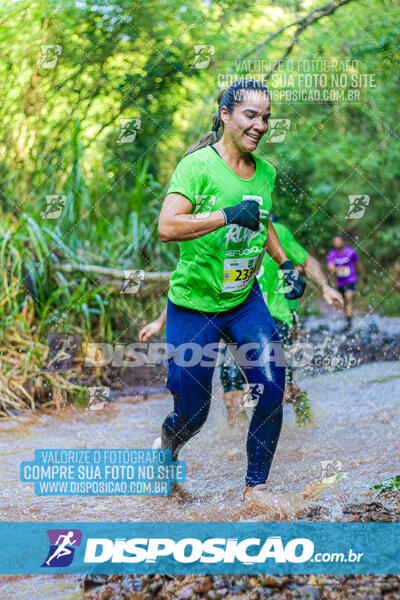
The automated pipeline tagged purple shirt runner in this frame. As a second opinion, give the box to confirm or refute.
[327,246,360,287]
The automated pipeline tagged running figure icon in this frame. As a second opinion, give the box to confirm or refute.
[45,531,77,566]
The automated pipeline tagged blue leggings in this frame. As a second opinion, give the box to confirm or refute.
[162,279,285,487]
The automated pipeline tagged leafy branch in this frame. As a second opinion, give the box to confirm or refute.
[238,0,360,79]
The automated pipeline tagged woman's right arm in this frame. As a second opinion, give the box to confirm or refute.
[158,193,225,242]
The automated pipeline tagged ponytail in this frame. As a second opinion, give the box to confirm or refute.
[183,90,225,157]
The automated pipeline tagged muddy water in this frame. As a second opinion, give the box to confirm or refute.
[1,361,399,524]
[0,575,82,600]
[0,361,399,599]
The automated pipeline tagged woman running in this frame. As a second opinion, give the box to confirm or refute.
[156,78,306,499]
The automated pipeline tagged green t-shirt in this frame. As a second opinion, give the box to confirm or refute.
[166,145,276,312]
[257,222,308,327]
[287,298,299,312]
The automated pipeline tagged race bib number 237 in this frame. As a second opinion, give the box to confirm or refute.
[222,250,265,292]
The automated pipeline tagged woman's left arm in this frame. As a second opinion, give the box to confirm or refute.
[263,221,307,300]
[263,221,287,264]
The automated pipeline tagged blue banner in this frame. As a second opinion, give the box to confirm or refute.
[0,522,398,574]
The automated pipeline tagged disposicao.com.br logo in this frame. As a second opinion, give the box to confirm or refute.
[82,536,364,565]
[83,536,324,564]
[40,531,365,569]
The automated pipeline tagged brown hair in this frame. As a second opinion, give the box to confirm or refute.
[184,78,270,157]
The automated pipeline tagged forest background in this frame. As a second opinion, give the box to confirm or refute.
[1,0,399,359]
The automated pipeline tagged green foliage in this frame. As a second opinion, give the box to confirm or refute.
[0,0,399,348]
[371,475,400,496]
[294,391,314,426]
[0,212,166,343]
[70,385,90,408]
[264,2,400,267]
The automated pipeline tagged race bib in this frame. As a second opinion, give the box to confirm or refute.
[336,266,350,277]
[222,250,265,292]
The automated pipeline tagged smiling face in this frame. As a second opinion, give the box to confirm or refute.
[220,89,271,152]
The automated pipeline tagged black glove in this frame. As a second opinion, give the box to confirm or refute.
[280,259,307,300]
[221,200,260,231]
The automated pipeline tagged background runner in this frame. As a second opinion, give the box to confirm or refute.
[327,235,367,329]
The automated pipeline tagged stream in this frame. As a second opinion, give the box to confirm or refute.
[0,360,399,598]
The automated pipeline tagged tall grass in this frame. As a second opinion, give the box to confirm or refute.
[0,121,172,415]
